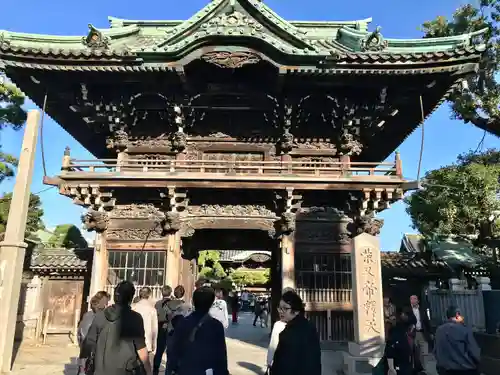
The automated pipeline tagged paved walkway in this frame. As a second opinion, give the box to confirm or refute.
[8,312,343,375]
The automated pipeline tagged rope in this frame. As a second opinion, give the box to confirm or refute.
[416,95,426,185]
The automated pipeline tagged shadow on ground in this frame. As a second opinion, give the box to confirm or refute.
[237,361,266,375]
[225,313,270,349]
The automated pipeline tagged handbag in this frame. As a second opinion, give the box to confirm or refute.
[125,340,147,375]
[84,353,95,375]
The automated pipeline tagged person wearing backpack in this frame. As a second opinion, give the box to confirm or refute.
[79,281,152,375]
[166,286,228,375]
[78,291,110,348]
[153,285,173,375]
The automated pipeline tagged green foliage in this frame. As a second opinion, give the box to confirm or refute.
[197,250,226,279]
[0,192,44,239]
[422,2,500,136]
[405,149,500,244]
[47,224,88,249]
[229,268,270,286]
[0,78,27,182]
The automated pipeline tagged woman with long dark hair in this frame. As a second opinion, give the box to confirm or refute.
[270,291,321,375]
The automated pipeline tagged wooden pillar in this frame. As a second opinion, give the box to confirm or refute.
[270,237,282,326]
[281,234,295,290]
[89,233,107,300]
[0,111,40,373]
[165,233,181,288]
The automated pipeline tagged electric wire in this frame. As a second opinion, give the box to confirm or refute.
[0,186,56,202]
[130,221,161,282]
[416,95,426,185]
[40,92,48,177]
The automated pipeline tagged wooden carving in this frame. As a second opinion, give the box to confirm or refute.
[280,212,296,234]
[161,211,182,235]
[81,210,109,233]
[106,128,128,151]
[201,51,261,69]
[106,228,162,240]
[111,204,164,219]
[187,205,275,217]
[352,214,385,236]
[171,131,187,151]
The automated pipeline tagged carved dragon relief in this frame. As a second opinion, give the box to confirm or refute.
[201,51,261,69]
[111,204,164,219]
[106,228,163,241]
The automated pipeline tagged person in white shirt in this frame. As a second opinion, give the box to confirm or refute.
[267,319,286,368]
[409,294,432,373]
[133,287,159,360]
[266,287,295,371]
[209,287,229,329]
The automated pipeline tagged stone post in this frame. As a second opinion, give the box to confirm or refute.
[0,111,41,373]
[343,233,384,375]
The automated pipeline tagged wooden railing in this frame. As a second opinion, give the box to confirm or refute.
[296,288,352,305]
[61,157,403,179]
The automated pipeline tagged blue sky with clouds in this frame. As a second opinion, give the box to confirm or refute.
[1,0,499,249]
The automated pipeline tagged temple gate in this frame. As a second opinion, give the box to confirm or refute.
[0,0,484,373]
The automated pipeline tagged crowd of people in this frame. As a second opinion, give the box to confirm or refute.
[76,281,322,375]
[76,284,482,375]
[383,295,481,375]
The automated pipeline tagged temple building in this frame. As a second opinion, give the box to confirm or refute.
[0,1,484,373]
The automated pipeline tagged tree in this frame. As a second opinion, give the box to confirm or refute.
[405,149,500,245]
[0,192,44,240]
[421,1,500,136]
[0,77,27,181]
[47,224,88,249]
[197,250,226,280]
[229,268,270,287]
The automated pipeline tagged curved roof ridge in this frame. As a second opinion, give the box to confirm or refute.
[0,24,140,45]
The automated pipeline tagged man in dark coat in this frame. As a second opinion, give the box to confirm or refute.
[166,286,228,375]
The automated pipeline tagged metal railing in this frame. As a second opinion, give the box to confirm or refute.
[61,158,402,179]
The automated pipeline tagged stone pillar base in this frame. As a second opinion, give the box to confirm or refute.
[342,342,385,375]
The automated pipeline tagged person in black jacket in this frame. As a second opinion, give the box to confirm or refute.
[80,281,152,375]
[166,286,228,375]
[270,291,321,375]
[386,306,416,375]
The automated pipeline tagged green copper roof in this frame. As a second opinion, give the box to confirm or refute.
[0,0,486,66]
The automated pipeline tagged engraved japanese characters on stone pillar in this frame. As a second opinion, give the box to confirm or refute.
[350,232,384,353]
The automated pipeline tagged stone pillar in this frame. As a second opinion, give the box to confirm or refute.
[165,233,181,288]
[343,233,384,375]
[0,111,40,373]
[281,234,295,290]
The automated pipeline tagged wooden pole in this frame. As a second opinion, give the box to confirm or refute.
[0,111,41,373]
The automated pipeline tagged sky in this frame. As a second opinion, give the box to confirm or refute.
[1,0,499,250]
